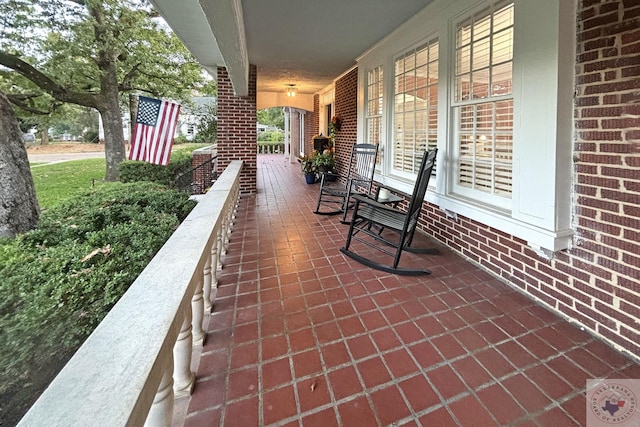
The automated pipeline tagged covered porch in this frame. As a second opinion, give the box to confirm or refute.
[178,154,639,426]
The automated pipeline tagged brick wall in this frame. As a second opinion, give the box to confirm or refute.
[304,95,320,156]
[217,65,257,194]
[570,0,640,356]
[333,68,358,176]
[192,150,215,194]
[416,0,640,359]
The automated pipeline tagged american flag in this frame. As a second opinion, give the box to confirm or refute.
[129,96,181,165]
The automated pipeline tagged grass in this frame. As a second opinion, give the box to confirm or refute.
[29,145,206,210]
[31,158,107,210]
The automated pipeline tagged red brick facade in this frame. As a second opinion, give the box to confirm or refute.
[217,65,257,194]
[191,148,216,194]
[333,69,359,176]
[303,96,320,156]
[322,2,640,358]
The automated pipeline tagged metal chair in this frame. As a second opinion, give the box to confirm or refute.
[313,143,378,223]
[340,148,439,275]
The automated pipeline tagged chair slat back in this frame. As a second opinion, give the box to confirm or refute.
[347,143,378,190]
[405,148,437,229]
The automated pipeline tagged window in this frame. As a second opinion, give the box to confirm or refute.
[393,38,438,176]
[365,66,383,166]
[357,0,574,252]
[452,2,514,207]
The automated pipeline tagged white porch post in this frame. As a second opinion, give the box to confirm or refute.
[283,107,290,159]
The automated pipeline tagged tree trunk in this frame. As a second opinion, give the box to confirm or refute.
[98,63,126,182]
[40,129,49,145]
[0,91,39,238]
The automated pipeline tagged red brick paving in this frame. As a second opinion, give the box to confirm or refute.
[181,155,639,426]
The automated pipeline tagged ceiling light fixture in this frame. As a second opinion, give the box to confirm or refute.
[286,85,297,97]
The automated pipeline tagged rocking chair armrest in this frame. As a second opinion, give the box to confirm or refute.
[318,171,345,186]
[351,194,402,214]
[374,183,405,199]
[318,171,344,178]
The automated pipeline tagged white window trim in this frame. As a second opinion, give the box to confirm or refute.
[357,0,575,253]
[364,65,385,171]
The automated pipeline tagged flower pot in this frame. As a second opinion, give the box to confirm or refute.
[325,171,337,182]
[305,173,317,184]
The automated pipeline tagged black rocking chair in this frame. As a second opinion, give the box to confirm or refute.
[340,148,439,275]
[314,143,379,223]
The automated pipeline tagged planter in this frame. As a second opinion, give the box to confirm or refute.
[325,171,337,182]
[304,173,317,184]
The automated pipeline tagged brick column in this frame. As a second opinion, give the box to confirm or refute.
[304,95,320,156]
[217,65,257,194]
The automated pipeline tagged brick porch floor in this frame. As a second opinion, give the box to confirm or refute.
[180,154,639,426]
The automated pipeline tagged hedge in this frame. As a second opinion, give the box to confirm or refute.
[0,182,196,425]
[118,150,193,187]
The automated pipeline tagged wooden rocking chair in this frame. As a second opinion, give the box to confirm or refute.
[340,148,439,275]
[314,143,379,223]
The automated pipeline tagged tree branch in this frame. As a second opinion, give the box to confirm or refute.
[0,51,99,109]
[6,94,59,115]
[119,62,142,91]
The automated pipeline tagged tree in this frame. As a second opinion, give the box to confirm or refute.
[258,107,285,130]
[0,0,211,181]
[0,90,39,238]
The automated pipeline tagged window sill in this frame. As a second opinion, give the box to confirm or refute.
[428,193,574,255]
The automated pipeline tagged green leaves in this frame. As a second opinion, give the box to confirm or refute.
[0,181,196,423]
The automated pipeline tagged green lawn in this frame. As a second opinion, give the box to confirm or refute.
[31,158,107,210]
[29,145,207,210]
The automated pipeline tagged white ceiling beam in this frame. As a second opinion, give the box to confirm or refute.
[199,0,249,96]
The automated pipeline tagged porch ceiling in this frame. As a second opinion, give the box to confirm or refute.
[150,0,434,96]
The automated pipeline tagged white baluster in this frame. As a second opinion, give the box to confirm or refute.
[173,310,195,397]
[203,251,212,313]
[211,241,219,291]
[216,225,224,270]
[219,214,227,257]
[144,359,174,427]
[191,278,206,346]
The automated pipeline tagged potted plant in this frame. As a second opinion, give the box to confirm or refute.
[300,155,317,184]
[313,151,337,182]
[313,151,335,173]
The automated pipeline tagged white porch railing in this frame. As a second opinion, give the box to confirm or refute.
[18,160,244,427]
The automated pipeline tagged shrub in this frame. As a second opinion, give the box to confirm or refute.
[257,130,284,142]
[118,150,192,187]
[0,182,196,425]
[173,135,189,145]
[83,130,99,143]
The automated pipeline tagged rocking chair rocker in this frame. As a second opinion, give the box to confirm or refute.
[340,148,439,275]
[314,143,379,223]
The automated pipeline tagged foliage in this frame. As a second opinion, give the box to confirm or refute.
[31,158,106,210]
[118,150,193,187]
[193,102,217,144]
[313,151,335,170]
[257,107,284,130]
[0,181,196,425]
[173,135,189,145]
[300,155,317,174]
[257,130,284,142]
[0,0,213,180]
[83,130,99,143]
